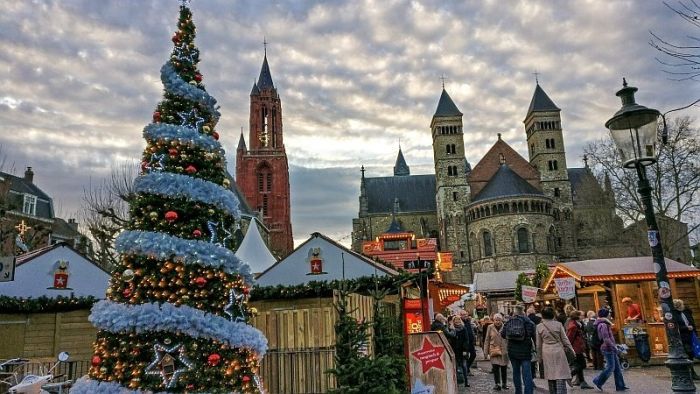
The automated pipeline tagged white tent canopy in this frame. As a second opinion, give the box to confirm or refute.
[235,219,277,275]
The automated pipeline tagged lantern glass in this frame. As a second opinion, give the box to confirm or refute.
[607,110,659,168]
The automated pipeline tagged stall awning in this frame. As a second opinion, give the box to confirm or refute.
[543,257,700,289]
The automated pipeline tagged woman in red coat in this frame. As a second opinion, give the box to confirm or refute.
[566,310,593,389]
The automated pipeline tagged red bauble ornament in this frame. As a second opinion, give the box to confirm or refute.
[193,229,202,238]
[207,353,221,367]
[168,148,179,157]
[153,111,161,122]
[122,287,133,298]
[194,73,202,82]
[185,165,197,174]
[172,33,180,43]
[242,286,250,295]
[141,161,148,171]
[91,355,101,366]
[194,277,207,287]
[242,375,251,383]
[165,211,179,222]
[212,131,219,140]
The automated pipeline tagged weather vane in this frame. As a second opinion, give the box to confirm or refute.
[439,74,447,89]
[263,37,268,56]
[533,70,540,84]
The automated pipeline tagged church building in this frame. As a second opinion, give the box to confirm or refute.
[352,83,661,283]
[236,51,293,258]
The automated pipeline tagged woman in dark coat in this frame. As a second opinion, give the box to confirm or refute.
[566,311,593,389]
[673,298,700,380]
[450,317,471,387]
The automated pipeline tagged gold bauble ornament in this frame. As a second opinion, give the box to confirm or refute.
[122,269,135,282]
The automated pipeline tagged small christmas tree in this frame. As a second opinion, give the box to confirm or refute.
[71,3,267,393]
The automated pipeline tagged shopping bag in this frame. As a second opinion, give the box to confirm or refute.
[691,332,700,359]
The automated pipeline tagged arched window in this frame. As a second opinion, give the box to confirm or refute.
[517,227,529,253]
[483,231,493,257]
[548,226,557,252]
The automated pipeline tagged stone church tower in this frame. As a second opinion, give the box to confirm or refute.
[431,88,471,267]
[524,83,575,256]
[236,51,293,258]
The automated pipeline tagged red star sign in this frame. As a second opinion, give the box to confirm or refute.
[411,338,445,374]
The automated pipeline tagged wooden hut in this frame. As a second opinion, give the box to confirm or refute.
[543,257,700,362]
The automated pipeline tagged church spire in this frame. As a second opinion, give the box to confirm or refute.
[393,147,410,176]
[433,88,462,117]
[237,130,247,151]
[257,48,274,91]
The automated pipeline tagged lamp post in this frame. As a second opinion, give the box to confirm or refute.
[605,79,695,393]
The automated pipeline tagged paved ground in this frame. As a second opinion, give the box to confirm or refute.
[456,349,697,393]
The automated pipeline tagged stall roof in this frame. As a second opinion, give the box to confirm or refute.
[474,270,533,293]
[544,257,699,289]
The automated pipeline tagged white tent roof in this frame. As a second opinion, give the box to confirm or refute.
[235,219,277,274]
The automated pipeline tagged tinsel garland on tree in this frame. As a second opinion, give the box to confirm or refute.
[71,4,266,393]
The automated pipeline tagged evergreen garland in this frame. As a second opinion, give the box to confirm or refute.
[0,295,98,313]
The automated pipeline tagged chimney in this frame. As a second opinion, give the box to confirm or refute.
[67,218,79,231]
[24,167,34,184]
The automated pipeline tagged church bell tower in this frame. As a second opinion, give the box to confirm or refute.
[236,47,293,257]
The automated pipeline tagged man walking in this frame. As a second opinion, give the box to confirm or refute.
[501,305,536,394]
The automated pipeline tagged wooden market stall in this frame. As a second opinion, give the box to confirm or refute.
[543,257,700,363]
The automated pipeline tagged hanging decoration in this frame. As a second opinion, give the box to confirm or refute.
[144,342,193,389]
[224,288,247,323]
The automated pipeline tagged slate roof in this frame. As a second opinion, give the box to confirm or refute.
[472,163,544,203]
[52,218,80,238]
[567,168,588,191]
[225,171,255,216]
[250,82,260,96]
[393,148,410,176]
[386,216,404,233]
[0,170,54,219]
[237,133,247,151]
[257,55,274,90]
[468,139,541,197]
[364,174,436,214]
[526,84,560,116]
[434,89,462,117]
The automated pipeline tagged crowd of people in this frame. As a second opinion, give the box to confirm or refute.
[430,302,643,393]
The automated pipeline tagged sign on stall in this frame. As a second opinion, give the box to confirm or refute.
[554,277,576,300]
[521,285,538,303]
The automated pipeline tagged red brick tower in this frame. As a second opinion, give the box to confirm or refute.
[236,51,293,257]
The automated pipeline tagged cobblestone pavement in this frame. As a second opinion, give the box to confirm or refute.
[456,351,699,394]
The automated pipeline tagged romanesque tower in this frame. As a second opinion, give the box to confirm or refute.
[431,88,471,268]
[236,50,293,257]
[523,83,575,256]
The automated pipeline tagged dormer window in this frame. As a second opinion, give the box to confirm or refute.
[23,194,37,216]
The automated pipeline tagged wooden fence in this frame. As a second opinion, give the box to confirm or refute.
[0,292,395,393]
[0,309,95,360]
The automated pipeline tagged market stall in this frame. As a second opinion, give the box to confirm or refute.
[543,257,700,364]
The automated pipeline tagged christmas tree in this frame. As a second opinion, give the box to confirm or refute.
[71,3,267,393]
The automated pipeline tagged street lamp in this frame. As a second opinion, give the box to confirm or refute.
[606,79,695,393]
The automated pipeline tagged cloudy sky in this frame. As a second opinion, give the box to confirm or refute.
[0,0,696,247]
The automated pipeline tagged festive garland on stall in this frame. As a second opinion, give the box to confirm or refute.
[249,271,419,301]
[0,295,98,313]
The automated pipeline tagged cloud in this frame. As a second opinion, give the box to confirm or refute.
[0,0,696,248]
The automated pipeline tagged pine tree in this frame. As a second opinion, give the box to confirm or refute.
[71,4,267,393]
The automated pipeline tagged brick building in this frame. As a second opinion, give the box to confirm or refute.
[236,52,293,258]
[352,84,691,283]
[0,167,86,257]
